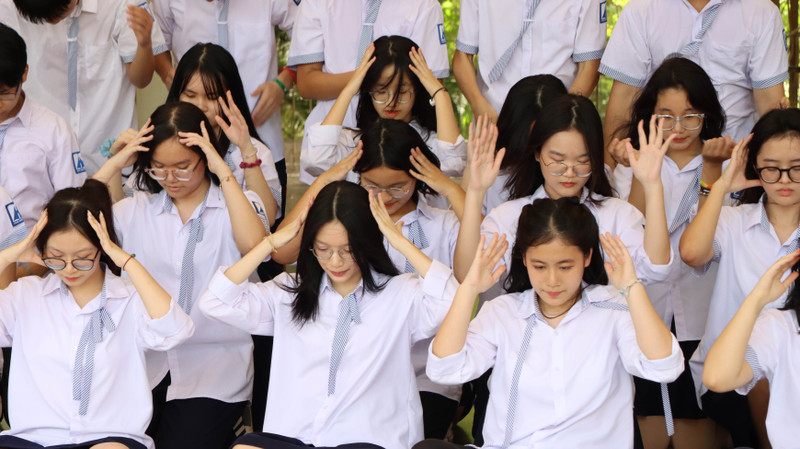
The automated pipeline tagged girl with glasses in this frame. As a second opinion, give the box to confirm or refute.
[199,180,459,449]
[302,36,466,200]
[0,179,194,449]
[681,108,800,448]
[92,101,269,449]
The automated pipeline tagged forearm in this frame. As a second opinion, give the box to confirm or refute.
[432,89,460,144]
[224,236,274,284]
[568,59,600,97]
[154,52,174,85]
[453,51,493,117]
[275,67,296,91]
[698,161,724,212]
[441,180,467,221]
[679,186,725,266]
[240,147,277,226]
[628,177,645,214]
[453,188,484,281]
[273,176,327,264]
[123,258,171,319]
[219,175,268,252]
[604,82,640,167]
[0,263,15,289]
[321,85,356,126]
[627,283,674,359]
[703,297,760,391]
[296,63,354,101]
[753,83,787,117]
[432,283,480,357]
[642,183,670,264]
[126,44,156,89]
[395,237,433,277]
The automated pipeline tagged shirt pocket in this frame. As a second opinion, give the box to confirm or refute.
[80,42,117,82]
[705,41,751,84]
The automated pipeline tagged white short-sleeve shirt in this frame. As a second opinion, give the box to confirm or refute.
[456,0,606,111]
[287,0,450,184]
[0,270,194,449]
[113,182,268,403]
[599,0,788,140]
[0,0,168,174]
[0,187,27,251]
[151,0,297,162]
[199,260,459,449]
[426,285,684,449]
[0,95,86,228]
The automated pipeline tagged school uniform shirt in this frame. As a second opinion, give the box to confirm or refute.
[151,0,297,162]
[113,182,270,404]
[0,269,194,449]
[287,0,450,184]
[456,0,606,112]
[0,95,86,228]
[199,260,460,449]
[427,284,684,449]
[736,309,800,449]
[599,0,788,141]
[0,0,168,174]
[0,187,27,251]
[385,197,461,402]
[689,195,799,401]
[305,121,467,178]
[480,186,673,301]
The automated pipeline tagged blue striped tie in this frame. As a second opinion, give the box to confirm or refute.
[0,122,10,151]
[217,0,229,50]
[177,191,209,315]
[72,281,115,415]
[669,164,703,234]
[355,0,383,66]
[67,16,79,111]
[502,310,536,449]
[405,219,429,273]
[488,0,540,83]
[672,4,721,58]
[328,291,361,395]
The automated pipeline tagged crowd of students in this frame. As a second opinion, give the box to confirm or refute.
[0,0,797,449]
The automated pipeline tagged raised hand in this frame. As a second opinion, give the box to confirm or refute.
[609,137,632,168]
[462,233,508,292]
[108,119,154,170]
[269,197,312,250]
[126,5,153,47]
[714,134,759,193]
[627,116,674,187]
[407,46,443,97]
[466,117,504,193]
[368,189,406,249]
[600,233,638,292]
[216,91,254,153]
[178,121,232,177]
[343,44,376,99]
[1,211,47,266]
[701,136,734,165]
[747,249,800,310]
[409,147,460,196]
[86,211,129,268]
[320,143,363,185]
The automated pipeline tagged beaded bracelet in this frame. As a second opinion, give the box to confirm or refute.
[240,158,263,169]
[619,278,642,297]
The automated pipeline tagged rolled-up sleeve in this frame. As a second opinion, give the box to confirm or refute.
[432,135,467,177]
[139,299,195,351]
[303,123,355,177]
[410,260,460,342]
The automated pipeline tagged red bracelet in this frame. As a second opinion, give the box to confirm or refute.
[280,66,297,84]
[122,253,136,271]
[239,158,262,169]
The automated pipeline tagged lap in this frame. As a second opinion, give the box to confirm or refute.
[233,433,384,449]
[0,435,146,449]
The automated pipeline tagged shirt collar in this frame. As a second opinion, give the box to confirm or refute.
[154,181,224,215]
[518,283,607,320]
[78,0,99,15]
[530,185,591,203]
[742,194,772,233]
[664,154,703,174]
[45,265,130,300]
[0,93,30,129]
[320,275,366,302]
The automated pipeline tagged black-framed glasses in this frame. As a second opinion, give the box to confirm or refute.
[0,85,21,102]
[369,89,414,104]
[543,160,592,178]
[362,183,412,199]
[42,249,101,271]
[310,246,354,261]
[755,166,800,183]
[655,114,705,131]
[145,159,203,182]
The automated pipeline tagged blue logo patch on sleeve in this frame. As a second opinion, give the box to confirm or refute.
[437,23,446,45]
[252,200,266,217]
[72,152,86,174]
[600,1,607,23]
[5,202,23,227]
[784,28,789,51]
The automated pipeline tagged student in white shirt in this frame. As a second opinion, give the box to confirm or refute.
[453,0,606,122]
[680,108,800,447]
[349,119,463,438]
[0,23,86,229]
[611,58,730,449]
[305,37,466,183]
[600,0,788,166]
[199,180,460,449]
[93,101,268,449]
[152,0,297,213]
[704,250,800,449]
[0,179,194,449]
[288,0,450,184]
[419,197,683,449]
[0,0,167,174]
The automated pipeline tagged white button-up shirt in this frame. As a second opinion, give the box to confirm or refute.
[0,0,168,174]
[113,183,267,403]
[199,260,459,449]
[599,0,788,141]
[151,0,297,162]
[456,0,606,112]
[287,0,450,184]
[427,284,684,449]
[0,187,27,250]
[0,95,86,228]
[0,270,194,449]
[737,309,800,449]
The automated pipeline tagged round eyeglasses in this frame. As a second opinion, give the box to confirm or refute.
[369,89,414,104]
[310,246,354,261]
[543,161,592,178]
[362,184,411,199]
[755,166,800,184]
[655,114,705,131]
[145,159,202,182]
[42,249,101,271]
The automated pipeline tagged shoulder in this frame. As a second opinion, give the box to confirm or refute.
[737,0,782,19]
[584,284,629,310]
[486,197,531,222]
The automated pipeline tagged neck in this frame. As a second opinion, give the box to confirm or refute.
[666,140,702,170]
[542,183,562,200]
[390,199,417,222]
[538,293,579,319]
[332,276,361,298]
[765,199,800,230]
[172,177,211,215]
[69,268,105,308]
[687,0,711,13]
[0,92,24,123]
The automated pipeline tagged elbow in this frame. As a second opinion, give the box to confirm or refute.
[678,241,706,268]
[702,370,732,393]
[296,77,314,99]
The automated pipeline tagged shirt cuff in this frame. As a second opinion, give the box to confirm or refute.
[435,135,468,177]
[573,49,604,63]
[455,39,478,55]
[141,299,195,350]
[421,259,454,299]
[638,336,685,383]
[736,345,765,395]
[308,123,344,147]
[598,63,646,88]
[426,341,469,385]
[752,72,789,90]
[207,266,246,305]
[287,52,325,68]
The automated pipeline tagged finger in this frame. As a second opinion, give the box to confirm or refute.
[661,133,677,154]
[474,235,487,261]
[493,148,506,172]
[781,271,800,289]
[200,121,211,141]
[636,120,647,150]
[648,115,658,146]
[625,142,637,166]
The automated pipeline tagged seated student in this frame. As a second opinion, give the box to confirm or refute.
[199,181,460,449]
[0,23,85,228]
[0,0,167,174]
[419,198,683,449]
[0,180,194,449]
[704,250,800,449]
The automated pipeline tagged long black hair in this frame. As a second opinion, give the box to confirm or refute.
[505,197,607,293]
[782,260,800,331]
[507,94,612,202]
[622,57,725,149]
[168,43,260,155]
[353,119,441,203]
[283,181,399,325]
[355,35,437,136]
[132,102,224,194]
[740,108,800,204]
[36,179,121,276]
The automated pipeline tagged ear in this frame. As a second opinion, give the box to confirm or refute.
[584,248,593,268]
[22,65,28,84]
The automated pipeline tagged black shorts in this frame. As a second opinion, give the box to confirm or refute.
[233,433,383,449]
[633,340,705,420]
[0,436,146,449]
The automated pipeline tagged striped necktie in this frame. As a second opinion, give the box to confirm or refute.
[67,16,79,111]
[405,219,429,273]
[217,0,230,50]
[355,0,383,66]
[672,3,721,57]
[176,190,210,315]
[668,164,703,234]
[72,281,115,415]
[488,0,540,83]
[0,122,10,152]
[328,291,361,395]
[502,309,537,449]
